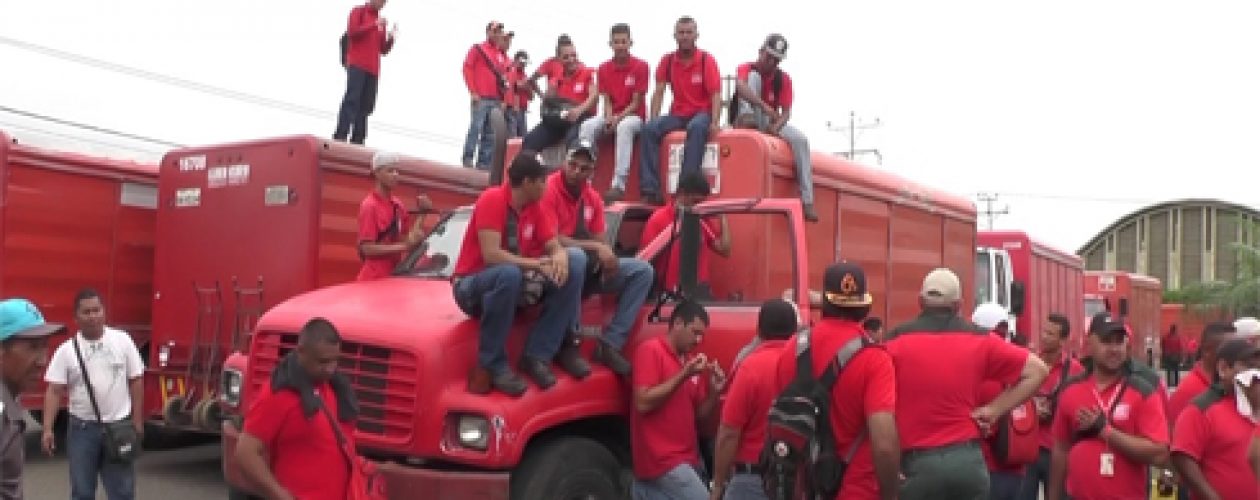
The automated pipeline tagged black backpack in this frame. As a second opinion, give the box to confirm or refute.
[761,329,872,500]
[727,69,783,126]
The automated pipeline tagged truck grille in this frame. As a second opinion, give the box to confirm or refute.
[248,331,419,445]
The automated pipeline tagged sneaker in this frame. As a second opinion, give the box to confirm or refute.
[556,344,592,380]
[593,339,631,377]
[490,370,527,397]
[802,203,820,222]
[604,187,625,205]
[518,356,557,390]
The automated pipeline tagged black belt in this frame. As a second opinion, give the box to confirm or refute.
[733,463,761,475]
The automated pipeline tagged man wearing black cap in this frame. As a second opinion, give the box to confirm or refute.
[773,262,902,499]
[1047,317,1170,500]
[1170,338,1260,500]
[0,297,63,499]
[461,21,512,169]
[731,34,817,222]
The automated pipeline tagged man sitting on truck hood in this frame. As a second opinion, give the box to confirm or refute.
[539,140,653,377]
[451,154,589,397]
[356,151,431,281]
[640,172,730,299]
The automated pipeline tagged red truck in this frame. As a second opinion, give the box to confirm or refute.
[0,131,158,414]
[219,129,977,499]
[975,230,1085,354]
[1082,271,1163,359]
[147,136,485,433]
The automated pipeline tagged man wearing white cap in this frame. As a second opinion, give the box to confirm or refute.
[356,151,432,281]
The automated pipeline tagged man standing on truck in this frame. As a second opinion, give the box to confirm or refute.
[0,298,62,500]
[462,21,511,169]
[41,289,144,500]
[1017,313,1085,500]
[452,154,590,396]
[356,151,431,281]
[730,34,818,222]
[539,141,654,377]
[631,299,725,499]
[577,23,650,204]
[333,0,395,145]
[640,173,730,299]
[885,268,1049,500]
[235,318,363,500]
[638,16,723,206]
[505,50,533,138]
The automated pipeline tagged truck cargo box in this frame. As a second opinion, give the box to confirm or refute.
[977,230,1085,354]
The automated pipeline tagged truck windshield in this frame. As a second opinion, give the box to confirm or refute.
[395,209,471,278]
[975,251,993,304]
[1083,297,1107,319]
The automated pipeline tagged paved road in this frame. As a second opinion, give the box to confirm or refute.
[22,432,224,500]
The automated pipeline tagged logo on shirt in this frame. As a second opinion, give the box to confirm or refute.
[584,206,594,222]
[1113,403,1130,421]
[574,83,585,93]
[625,75,636,86]
[691,72,703,84]
[523,223,535,240]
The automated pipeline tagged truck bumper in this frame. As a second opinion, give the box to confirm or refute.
[221,421,510,500]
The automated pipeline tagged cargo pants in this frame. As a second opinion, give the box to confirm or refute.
[900,440,989,500]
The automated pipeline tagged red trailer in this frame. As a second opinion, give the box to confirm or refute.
[976,231,1085,354]
[148,136,486,432]
[1083,271,1163,358]
[0,131,158,409]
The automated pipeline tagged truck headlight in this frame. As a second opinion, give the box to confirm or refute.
[220,369,243,407]
[452,414,490,451]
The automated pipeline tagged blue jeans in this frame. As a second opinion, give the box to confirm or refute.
[989,470,1022,500]
[506,108,528,138]
[722,473,768,500]
[452,248,587,374]
[736,70,814,205]
[67,415,135,500]
[332,66,379,145]
[639,113,712,196]
[1017,448,1049,500]
[462,99,501,169]
[600,258,654,348]
[633,463,709,500]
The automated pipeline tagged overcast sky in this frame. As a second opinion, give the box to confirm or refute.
[3,0,1258,254]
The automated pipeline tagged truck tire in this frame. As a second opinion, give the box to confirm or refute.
[510,437,626,500]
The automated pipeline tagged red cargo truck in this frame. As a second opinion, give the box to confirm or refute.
[148,136,485,433]
[220,130,978,499]
[0,131,158,412]
[1083,271,1162,359]
[975,230,1085,354]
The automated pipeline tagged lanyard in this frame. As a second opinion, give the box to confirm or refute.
[1091,379,1125,412]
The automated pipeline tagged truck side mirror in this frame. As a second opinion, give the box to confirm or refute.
[1118,298,1129,318]
[1009,280,1026,317]
[677,207,702,300]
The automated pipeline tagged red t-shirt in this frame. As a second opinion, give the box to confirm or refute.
[1051,374,1169,500]
[538,171,605,238]
[242,382,352,500]
[344,4,394,75]
[735,63,795,112]
[1036,353,1086,449]
[721,340,787,464]
[463,41,508,100]
[505,65,533,109]
[1161,334,1184,356]
[356,191,411,281]
[1171,390,1260,500]
[453,186,557,277]
[550,66,595,107]
[1167,365,1213,427]
[775,319,897,500]
[631,336,708,479]
[598,56,650,118]
[534,58,563,84]
[884,316,1028,449]
[655,50,721,118]
[640,205,719,291]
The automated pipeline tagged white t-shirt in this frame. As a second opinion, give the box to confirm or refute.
[44,327,145,423]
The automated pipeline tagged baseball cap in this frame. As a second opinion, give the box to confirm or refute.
[920,268,961,306]
[1090,317,1129,339]
[823,262,873,307]
[971,303,1008,330]
[514,50,530,65]
[568,139,597,162]
[763,34,788,60]
[0,298,65,341]
[757,299,799,336]
[1217,337,1260,365]
[371,151,401,172]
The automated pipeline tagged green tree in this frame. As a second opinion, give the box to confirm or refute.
[1169,232,1260,318]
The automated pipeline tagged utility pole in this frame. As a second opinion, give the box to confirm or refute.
[976,192,1009,230]
[827,111,882,164]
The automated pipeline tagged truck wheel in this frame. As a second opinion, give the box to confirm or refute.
[510,437,625,500]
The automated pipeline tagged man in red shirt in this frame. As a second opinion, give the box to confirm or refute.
[730,34,817,222]
[461,21,511,169]
[1162,325,1185,387]
[631,299,725,499]
[537,142,654,376]
[577,23,651,203]
[638,16,723,206]
[1047,318,1170,500]
[236,319,363,500]
[334,0,395,145]
[1168,322,1235,425]
[885,268,1049,500]
[1017,313,1085,500]
[1172,338,1260,500]
[639,173,730,298]
[521,40,599,161]
[356,152,432,281]
[505,50,533,138]
[710,299,797,500]
[772,262,903,500]
[451,155,589,396]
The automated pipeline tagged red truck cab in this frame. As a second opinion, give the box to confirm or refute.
[1082,271,1162,359]
[976,230,1085,354]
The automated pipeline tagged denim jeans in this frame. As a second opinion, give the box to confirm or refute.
[578,115,645,190]
[332,66,379,145]
[521,115,590,158]
[462,98,501,169]
[600,258,654,348]
[989,470,1023,500]
[639,113,712,197]
[452,248,587,374]
[67,415,135,500]
[633,463,709,500]
[736,70,813,205]
[1017,447,1049,500]
[722,473,768,500]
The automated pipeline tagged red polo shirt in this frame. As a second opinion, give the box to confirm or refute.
[655,50,721,118]
[243,382,351,500]
[539,171,605,238]
[1168,365,1213,427]
[1172,389,1260,500]
[463,40,508,100]
[735,63,795,112]
[721,340,787,464]
[1036,353,1086,449]
[505,65,532,109]
[1051,374,1169,500]
[550,66,595,106]
[356,190,410,281]
[453,186,556,277]
[775,319,896,500]
[534,57,563,83]
[344,4,394,75]
[640,205,719,291]
[631,335,708,480]
[598,56,650,118]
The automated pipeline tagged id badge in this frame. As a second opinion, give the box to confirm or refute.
[1099,452,1115,477]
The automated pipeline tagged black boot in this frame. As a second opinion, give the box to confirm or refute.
[593,338,631,377]
[518,356,557,390]
[556,342,592,380]
[490,370,527,397]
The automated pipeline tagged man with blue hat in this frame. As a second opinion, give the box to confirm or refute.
[0,297,63,498]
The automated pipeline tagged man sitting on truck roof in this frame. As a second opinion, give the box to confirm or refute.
[731,33,818,222]
[538,140,653,377]
[640,172,730,300]
[451,154,590,397]
[576,22,650,204]
[356,152,432,281]
[520,36,598,164]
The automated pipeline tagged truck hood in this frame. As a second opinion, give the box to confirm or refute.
[257,276,468,337]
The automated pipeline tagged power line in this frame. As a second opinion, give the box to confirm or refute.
[976,192,1009,230]
[0,105,183,148]
[0,120,167,156]
[983,191,1166,205]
